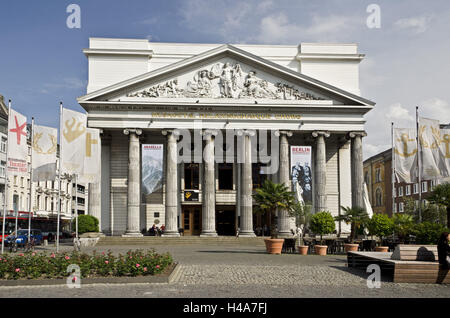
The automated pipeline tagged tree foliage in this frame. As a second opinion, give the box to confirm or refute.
[310,211,336,244]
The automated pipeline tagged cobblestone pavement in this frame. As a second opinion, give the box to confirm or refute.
[0,243,449,298]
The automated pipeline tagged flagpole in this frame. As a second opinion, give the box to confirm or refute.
[1,100,11,254]
[28,117,34,240]
[75,173,78,240]
[391,122,396,215]
[56,102,63,252]
[416,106,422,222]
[13,101,18,238]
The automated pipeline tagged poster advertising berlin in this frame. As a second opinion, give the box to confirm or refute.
[142,144,164,196]
[290,146,312,204]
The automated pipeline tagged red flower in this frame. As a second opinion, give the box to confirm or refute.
[143,267,147,272]
[65,256,70,260]
[15,268,20,272]
[50,253,55,258]
[156,265,160,269]
[19,253,24,257]
[105,260,109,264]
[136,264,140,268]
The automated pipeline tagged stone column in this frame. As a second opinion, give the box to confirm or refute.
[88,182,101,231]
[349,132,367,209]
[162,130,180,237]
[278,130,293,238]
[239,130,256,237]
[122,129,143,237]
[312,131,330,213]
[201,129,218,237]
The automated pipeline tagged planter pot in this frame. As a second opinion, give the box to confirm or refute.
[264,238,285,255]
[297,245,309,255]
[374,246,389,252]
[314,245,328,256]
[344,243,359,252]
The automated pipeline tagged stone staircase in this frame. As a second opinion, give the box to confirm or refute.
[97,236,267,246]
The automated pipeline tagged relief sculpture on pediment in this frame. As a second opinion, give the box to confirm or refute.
[126,61,323,100]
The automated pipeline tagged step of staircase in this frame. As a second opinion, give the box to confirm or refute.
[97,236,267,246]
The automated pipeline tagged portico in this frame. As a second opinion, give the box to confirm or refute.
[78,39,374,237]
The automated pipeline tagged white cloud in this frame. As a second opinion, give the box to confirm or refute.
[394,16,432,34]
[385,103,414,122]
[419,97,450,123]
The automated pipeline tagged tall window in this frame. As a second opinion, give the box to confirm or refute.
[405,185,411,196]
[184,163,199,190]
[413,183,418,194]
[0,137,6,153]
[375,168,381,183]
[218,163,233,190]
[421,181,428,193]
[399,202,404,213]
[375,188,382,206]
[398,186,403,197]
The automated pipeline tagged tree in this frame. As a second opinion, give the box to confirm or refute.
[72,215,99,234]
[253,180,297,238]
[427,182,450,228]
[367,213,393,240]
[392,213,414,242]
[310,211,336,244]
[334,206,369,243]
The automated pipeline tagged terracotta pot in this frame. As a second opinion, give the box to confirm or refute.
[344,243,359,252]
[374,246,389,252]
[314,245,328,256]
[297,245,309,255]
[264,238,285,254]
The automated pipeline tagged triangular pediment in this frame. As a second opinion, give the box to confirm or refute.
[78,45,374,107]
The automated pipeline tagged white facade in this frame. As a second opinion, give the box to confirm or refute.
[79,38,374,236]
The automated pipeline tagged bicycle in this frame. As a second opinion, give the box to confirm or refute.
[25,236,36,252]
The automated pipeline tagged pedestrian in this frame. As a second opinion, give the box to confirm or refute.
[437,232,450,269]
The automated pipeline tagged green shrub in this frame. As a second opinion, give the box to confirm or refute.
[367,213,393,239]
[392,213,414,242]
[72,214,99,234]
[0,249,173,280]
[310,211,336,243]
[412,222,449,245]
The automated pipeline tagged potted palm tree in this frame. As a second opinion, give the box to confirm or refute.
[334,206,369,252]
[253,179,296,254]
[289,202,312,255]
[310,211,336,255]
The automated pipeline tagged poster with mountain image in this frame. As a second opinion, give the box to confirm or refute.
[142,144,164,195]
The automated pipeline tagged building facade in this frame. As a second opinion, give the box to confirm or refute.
[78,38,375,237]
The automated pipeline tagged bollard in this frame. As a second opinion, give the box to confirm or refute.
[43,239,48,246]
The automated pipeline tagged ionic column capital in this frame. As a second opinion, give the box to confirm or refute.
[162,129,181,138]
[201,129,219,138]
[274,130,293,137]
[123,128,142,136]
[312,131,330,138]
[348,131,367,139]
[236,129,256,137]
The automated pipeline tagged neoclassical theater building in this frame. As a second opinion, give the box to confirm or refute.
[78,38,374,237]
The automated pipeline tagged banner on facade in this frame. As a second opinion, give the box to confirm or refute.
[7,108,28,175]
[32,124,57,181]
[441,129,450,178]
[290,146,312,204]
[142,144,164,196]
[80,127,101,183]
[419,117,449,179]
[61,108,87,175]
[394,128,418,183]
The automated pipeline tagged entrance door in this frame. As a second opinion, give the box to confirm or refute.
[216,206,236,236]
[182,206,202,236]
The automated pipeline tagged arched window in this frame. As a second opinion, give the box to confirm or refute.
[375,188,382,206]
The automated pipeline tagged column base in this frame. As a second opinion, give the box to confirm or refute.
[200,232,218,237]
[238,231,256,237]
[122,232,143,237]
[162,231,180,237]
[277,232,294,239]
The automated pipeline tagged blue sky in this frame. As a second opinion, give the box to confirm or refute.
[0,0,449,158]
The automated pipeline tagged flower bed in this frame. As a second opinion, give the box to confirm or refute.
[0,249,173,280]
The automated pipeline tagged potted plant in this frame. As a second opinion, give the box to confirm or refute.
[253,180,296,254]
[392,213,414,243]
[289,202,312,255]
[310,211,336,255]
[367,213,393,252]
[334,206,369,252]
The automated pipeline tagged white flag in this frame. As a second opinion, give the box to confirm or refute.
[61,108,86,175]
[32,125,57,181]
[419,117,444,179]
[80,127,101,183]
[440,128,450,178]
[394,128,418,183]
[7,109,28,175]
